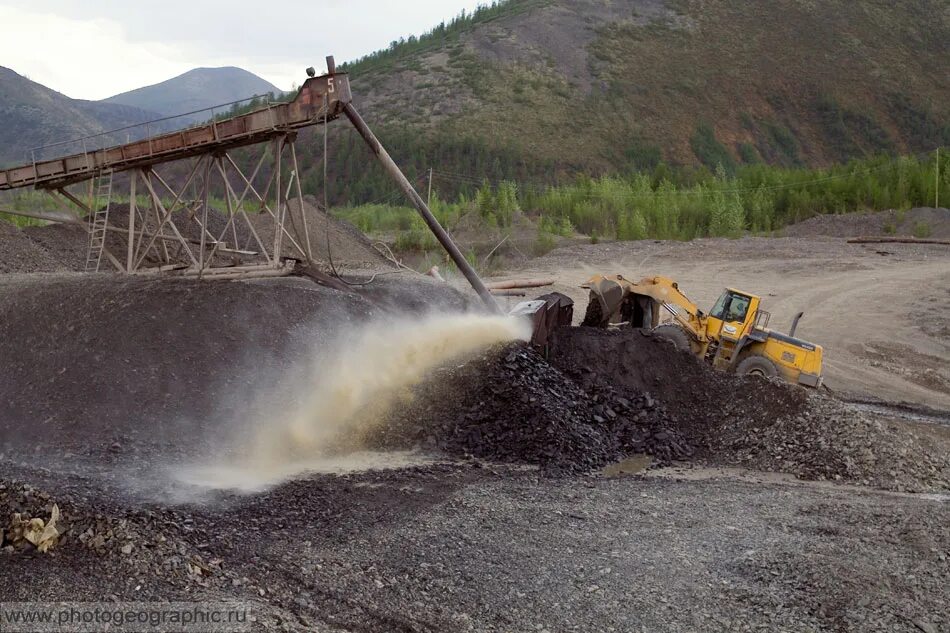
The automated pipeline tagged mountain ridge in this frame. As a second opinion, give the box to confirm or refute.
[0,66,161,165]
[335,0,950,176]
[102,67,282,122]
[0,66,283,165]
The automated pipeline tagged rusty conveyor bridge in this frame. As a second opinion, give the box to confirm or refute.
[0,57,496,309]
[1,73,349,192]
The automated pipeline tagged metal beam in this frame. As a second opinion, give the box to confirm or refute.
[214,156,272,264]
[343,101,499,312]
[224,151,309,261]
[136,165,201,270]
[1,71,352,192]
[127,172,137,272]
[0,207,83,225]
[290,142,313,262]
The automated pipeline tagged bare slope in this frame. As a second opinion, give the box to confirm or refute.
[782,207,950,239]
[0,66,161,164]
[342,0,949,172]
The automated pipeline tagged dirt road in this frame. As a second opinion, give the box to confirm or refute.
[491,236,950,409]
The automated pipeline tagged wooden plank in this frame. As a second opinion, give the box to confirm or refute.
[487,278,557,290]
[847,236,950,246]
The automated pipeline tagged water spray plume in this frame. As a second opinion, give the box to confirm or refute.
[181,313,532,492]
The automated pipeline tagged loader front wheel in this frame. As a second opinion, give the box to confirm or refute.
[652,323,691,352]
[736,354,779,379]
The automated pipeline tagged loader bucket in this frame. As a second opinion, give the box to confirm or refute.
[509,292,574,349]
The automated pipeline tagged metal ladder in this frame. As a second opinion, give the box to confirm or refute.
[85,171,113,272]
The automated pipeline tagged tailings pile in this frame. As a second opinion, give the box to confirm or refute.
[547,327,950,492]
[0,273,468,466]
[374,345,693,475]
[0,196,391,275]
[0,220,62,273]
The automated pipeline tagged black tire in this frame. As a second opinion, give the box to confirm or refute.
[652,323,691,352]
[581,298,605,328]
[736,354,779,378]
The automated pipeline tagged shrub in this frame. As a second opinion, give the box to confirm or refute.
[691,122,736,173]
[624,137,662,171]
[738,143,761,164]
[913,222,933,239]
[533,228,557,256]
[766,123,802,165]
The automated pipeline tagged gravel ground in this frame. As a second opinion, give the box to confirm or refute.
[2,463,947,633]
[1,259,948,632]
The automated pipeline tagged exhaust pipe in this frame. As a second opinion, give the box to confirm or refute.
[789,312,804,338]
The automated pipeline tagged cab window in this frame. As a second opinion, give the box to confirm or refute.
[710,291,751,323]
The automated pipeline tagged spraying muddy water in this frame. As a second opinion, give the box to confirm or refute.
[177,312,532,492]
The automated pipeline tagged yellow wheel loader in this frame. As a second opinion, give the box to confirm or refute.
[580,274,824,388]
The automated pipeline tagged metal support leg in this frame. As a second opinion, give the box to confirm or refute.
[343,102,499,312]
[127,172,136,272]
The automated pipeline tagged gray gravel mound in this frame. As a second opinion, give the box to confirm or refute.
[719,397,950,492]
[0,220,63,273]
[0,273,471,468]
[21,223,88,271]
[782,207,950,238]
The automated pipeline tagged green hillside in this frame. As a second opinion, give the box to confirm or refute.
[299,0,950,204]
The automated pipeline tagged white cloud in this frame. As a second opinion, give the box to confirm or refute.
[0,1,488,100]
[0,5,194,99]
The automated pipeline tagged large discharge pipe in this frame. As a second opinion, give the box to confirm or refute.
[329,57,500,313]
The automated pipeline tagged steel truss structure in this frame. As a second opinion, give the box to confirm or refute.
[1,57,498,309]
[35,134,317,279]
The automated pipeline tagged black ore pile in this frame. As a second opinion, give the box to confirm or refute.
[373,345,693,475]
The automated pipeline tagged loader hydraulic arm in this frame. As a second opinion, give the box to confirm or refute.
[634,277,707,340]
[583,274,705,337]
[630,276,700,319]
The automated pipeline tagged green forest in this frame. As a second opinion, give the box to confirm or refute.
[335,149,948,249]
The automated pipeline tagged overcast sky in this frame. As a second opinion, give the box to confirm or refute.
[0,0,487,100]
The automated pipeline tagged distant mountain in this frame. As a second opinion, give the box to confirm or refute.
[103,67,282,123]
[0,66,161,166]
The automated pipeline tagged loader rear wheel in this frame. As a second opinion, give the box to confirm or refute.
[652,323,691,352]
[736,354,779,379]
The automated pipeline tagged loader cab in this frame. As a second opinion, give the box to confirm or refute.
[707,289,760,340]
